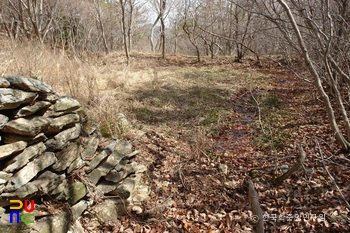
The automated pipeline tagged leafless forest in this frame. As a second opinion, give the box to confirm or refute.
[0,0,349,232]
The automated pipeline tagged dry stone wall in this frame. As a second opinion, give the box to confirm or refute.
[0,76,147,233]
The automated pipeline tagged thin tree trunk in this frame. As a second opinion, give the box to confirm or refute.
[277,0,349,149]
[119,0,130,63]
[93,0,108,54]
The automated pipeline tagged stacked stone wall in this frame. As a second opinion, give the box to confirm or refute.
[0,76,147,233]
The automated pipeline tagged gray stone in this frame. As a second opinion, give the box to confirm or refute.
[4,76,53,93]
[105,161,145,183]
[114,140,132,155]
[71,200,88,220]
[45,123,81,151]
[0,215,32,232]
[0,77,10,88]
[0,171,12,184]
[51,96,81,112]
[4,142,47,173]
[45,113,80,134]
[87,149,124,184]
[92,199,120,224]
[0,114,9,130]
[1,182,38,200]
[31,171,66,194]
[0,141,27,161]
[109,174,141,199]
[2,116,50,136]
[84,151,107,173]
[65,182,87,205]
[31,212,71,233]
[84,141,117,173]
[14,101,51,118]
[37,93,59,103]
[5,152,56,192]
[49,179,67,196]
[81,136,100,160]
[1,132,47,145]
[67,156,85,174]
[0,88,36,110]
[51,142,82,171]
[96,180,119,194]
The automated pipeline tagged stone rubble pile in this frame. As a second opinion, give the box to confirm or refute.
[0,76,147,233]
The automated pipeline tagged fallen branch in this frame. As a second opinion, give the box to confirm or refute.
[272,145,306,184]
[247,178,264,233]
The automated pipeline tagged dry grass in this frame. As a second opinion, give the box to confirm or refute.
[0,39,273,145]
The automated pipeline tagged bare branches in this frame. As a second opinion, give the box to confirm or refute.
[315,140,350,209]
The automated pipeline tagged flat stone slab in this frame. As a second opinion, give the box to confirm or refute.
[51,96,81,112]
[84,140,117,173]
[5,152,56,192]
[1,132,47,145]
[0,77,10,88]
[96,180,119,194]
[31,171,66,194]
[105,161,141,183]
[0,88,36,110]
[51,142,82,171]
[64,182,87,205]
[0,114,9,130]
[80,135,100,160]
[4,76,54,93]
[45,123,81,151]
[0,171,12,185]
[2,116,51,136]
[67,156,85,174]
[38,93,59,103]
[0,141,27,161]
[4,142,47,173]
[109,175,141,199]
[32,212,71,233]
[45,113,80,134]
[88,149,124,184]
[0,182,38,201]
[14,101,51,118]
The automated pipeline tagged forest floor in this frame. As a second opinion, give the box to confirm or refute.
[87,55,349,233]
[0,42,349,232]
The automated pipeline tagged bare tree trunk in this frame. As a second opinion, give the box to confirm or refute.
[276,0,350,150]
[159,0,166,59]
[183,20,201,62]
[150,15,159,52]
[119,0,130,63]
[93,0,109,54]
[127,0,134,52]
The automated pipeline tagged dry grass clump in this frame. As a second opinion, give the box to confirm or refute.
[0,39,273,143]
[0,40,129,138]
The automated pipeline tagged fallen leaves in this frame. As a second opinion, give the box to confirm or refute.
[82,65,350,232]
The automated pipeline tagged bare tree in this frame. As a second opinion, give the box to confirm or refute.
[2,0,58,42]
[119,0,130,62]
[237,0,350,149]
[92,0,109,54]
[182,0,202,62]
[150,0,172,58]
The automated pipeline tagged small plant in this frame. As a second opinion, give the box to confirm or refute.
[251,92,290,150]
